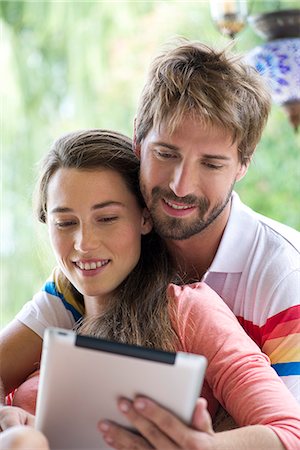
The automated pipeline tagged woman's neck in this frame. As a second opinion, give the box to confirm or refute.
[83,295,107,317]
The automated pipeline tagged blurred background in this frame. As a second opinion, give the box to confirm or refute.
[1,0,300,327]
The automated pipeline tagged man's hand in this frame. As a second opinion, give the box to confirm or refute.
[0,406,35,431]
[98,396,215,449]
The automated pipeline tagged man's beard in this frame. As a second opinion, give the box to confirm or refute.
[141,183,234,241]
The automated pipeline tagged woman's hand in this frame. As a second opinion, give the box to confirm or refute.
[0,425,49,450]
[98,396,215,449]
[0,405,35,431]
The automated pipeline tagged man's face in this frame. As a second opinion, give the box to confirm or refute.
[136,116,247,240]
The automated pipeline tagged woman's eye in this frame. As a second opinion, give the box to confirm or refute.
[97,216,118,223]
[55,221,76,229]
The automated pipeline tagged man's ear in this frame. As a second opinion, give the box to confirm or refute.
[133,117,141,159]
[141,208,153,235]
[236,162,249,182]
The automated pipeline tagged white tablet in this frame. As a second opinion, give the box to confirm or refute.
[35,327,207,450]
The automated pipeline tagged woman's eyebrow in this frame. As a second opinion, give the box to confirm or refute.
[50,201,125,214]
[91,201,125,210]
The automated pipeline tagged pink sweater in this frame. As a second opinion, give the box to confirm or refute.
[13,282,300,449]
[169,283,300,450]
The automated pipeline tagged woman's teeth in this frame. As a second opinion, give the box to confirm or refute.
[76,260,109,270]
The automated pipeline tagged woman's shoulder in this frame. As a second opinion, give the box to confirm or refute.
[42,267,84,321]
[15,267,82,337]
[167,281,241,341]
[168,281,232,312]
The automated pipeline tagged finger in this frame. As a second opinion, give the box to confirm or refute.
[25,413,35,427]
[0,407,35,431]
[0,415,24,431]
[132,397,216,450]
[98,420,152,450]
[133,397,189,448]
[0,426,49,450]
[117,398,178,449]
[192,398,213,434]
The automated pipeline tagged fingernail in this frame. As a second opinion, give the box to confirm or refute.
[119,400,130,413]
[135,399,146,410]
[99,421,110,432]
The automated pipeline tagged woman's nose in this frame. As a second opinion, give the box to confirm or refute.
[74,225,99,253]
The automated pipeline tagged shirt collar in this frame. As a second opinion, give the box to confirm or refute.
[207,192,258,274]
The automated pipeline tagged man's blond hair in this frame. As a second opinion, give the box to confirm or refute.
[135,39,271,164]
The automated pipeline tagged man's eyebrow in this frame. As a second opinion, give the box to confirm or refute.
[50,201,124,214]
[152,141,179,151]
[202,154,231,161]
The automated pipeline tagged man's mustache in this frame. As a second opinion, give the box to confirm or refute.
[151,187,210,210]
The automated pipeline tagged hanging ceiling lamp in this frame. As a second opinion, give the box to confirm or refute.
[209,0,249,39]
[209,2,300,131]
[247,9,300,132]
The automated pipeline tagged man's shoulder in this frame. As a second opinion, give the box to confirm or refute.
[232,193,300,253]
[212,193,299,273]
[255,212,299,251]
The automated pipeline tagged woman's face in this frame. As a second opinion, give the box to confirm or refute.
[46,167,151,312]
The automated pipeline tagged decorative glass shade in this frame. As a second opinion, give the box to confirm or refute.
[246,38,300,130]
[210,0,248,39]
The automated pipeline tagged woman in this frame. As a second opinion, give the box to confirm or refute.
[0,129,299,450]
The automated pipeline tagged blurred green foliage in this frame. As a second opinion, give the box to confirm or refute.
[1,0,299,327]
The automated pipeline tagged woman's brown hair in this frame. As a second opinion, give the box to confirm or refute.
[35,129,179,351]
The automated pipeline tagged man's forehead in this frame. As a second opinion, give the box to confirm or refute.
[148,115,235,143]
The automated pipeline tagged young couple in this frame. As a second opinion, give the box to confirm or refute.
[1,39,299,450]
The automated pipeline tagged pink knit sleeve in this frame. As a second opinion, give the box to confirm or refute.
[11,370,40,415]
[169,282,300,450]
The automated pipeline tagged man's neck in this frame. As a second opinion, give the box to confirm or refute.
[166,203,230,283]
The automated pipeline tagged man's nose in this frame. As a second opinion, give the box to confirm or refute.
[169,163,198,198]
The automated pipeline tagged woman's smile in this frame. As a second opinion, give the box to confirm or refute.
[73,258,111,275]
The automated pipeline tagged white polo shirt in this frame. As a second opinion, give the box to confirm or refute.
[204,192,300,401]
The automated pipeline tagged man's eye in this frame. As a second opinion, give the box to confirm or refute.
[154,150,177,159]
[203,162,223,170]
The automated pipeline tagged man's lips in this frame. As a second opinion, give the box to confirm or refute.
[162,198,197,217]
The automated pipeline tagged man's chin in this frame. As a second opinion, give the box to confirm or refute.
[152,220,209,241]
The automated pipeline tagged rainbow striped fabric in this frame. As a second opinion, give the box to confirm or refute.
[238,304,300,377]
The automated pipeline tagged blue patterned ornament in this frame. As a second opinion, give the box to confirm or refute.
[246,38,300,106]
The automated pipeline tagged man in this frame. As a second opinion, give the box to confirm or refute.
[99,39,300,448]
[134,38,300,393]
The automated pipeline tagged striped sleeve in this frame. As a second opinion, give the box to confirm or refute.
[238,305,300,375]
[238,304,300,402]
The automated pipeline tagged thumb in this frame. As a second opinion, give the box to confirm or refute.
[191,398,214,434]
